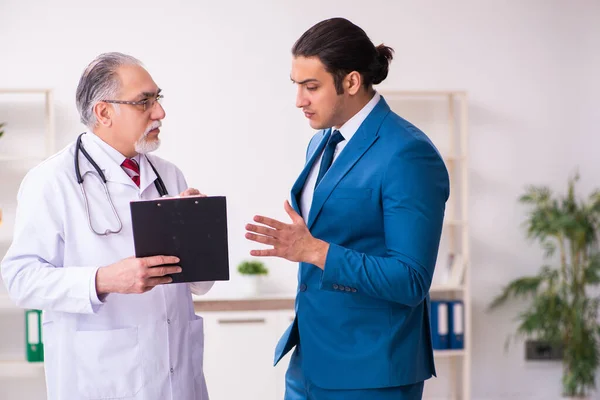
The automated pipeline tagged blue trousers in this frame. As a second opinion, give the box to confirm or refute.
[284,346,425,400]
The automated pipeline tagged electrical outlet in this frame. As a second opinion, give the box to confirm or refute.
[525,340,563,361]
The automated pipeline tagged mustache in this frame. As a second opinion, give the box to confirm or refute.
[143,121,162,137]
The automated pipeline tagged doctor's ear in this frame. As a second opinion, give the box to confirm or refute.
[94,102,113,127]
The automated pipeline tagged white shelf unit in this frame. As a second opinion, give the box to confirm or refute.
[0,294,20,313]
[380,90,471,400]
[0,88,55,157]
[0,88,55,381]
[0,360,45,378]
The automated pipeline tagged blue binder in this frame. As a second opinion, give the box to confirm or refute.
[430,301,449,350]
[448,301,465,349]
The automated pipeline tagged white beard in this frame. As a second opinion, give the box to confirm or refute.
[135,121,161,154]
[134,136,160,154]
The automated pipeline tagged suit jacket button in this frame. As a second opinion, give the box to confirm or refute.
[332,284,339,290]
[351,288,357,293]
[300,284,307,292]
[345,287,351,292]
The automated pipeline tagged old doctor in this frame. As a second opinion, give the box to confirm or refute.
[1,52,213,400]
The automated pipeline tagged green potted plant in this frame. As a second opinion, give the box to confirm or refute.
[237,260,268,297]
[489,173,600,399]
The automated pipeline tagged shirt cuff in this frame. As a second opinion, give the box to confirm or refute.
[89,267,107,307]
[189,281,215,296]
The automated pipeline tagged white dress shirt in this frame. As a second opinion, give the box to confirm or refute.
[300,92,381,220]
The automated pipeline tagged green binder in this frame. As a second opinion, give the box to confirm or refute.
[25,309,43,362]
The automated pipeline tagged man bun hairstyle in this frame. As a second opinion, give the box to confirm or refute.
[292,17,394,94]
[371,44,394,85]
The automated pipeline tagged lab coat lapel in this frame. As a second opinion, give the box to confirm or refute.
[138,155,159,196]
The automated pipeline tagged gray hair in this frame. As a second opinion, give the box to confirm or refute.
[75,52,142,129]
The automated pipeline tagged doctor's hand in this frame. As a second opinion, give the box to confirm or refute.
[245,200,329,269]
[96,256,182,295]
[179,188,207,197]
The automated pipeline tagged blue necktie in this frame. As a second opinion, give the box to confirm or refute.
[315,130,345,188]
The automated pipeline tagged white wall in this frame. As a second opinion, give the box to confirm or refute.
[0,0,599,399]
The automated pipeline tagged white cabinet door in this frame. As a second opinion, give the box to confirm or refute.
[201,311,281,400]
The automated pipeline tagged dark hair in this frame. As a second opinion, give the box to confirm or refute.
[292,18,394,94]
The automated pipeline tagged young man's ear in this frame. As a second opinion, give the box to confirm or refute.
[94,102,113,127]
[344,71,363,95]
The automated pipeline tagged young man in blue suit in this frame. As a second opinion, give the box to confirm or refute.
[245,17,450,400]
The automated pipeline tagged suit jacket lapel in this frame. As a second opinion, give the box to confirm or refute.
[290,130,330,215]
[306,98,391,230]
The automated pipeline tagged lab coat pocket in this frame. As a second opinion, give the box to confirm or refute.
[189,316,205,380]
[74,326,142,399]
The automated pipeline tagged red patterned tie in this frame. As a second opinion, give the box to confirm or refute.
[121,158,140,187]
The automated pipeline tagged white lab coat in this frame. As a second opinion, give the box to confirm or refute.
[1,132,214,400]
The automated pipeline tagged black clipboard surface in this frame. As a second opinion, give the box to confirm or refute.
[130,196,230,283]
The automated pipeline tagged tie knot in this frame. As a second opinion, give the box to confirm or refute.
[329,130,345,147]
[121,158,140,187]
[121,158,140,174]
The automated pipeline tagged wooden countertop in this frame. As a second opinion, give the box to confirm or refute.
[193,294,295,312]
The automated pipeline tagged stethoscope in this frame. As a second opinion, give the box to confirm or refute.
[74,132,168,236]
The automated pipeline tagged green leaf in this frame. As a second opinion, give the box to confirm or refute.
[487,274,546,310]
[585,255,600,285]
[237,260,268,275]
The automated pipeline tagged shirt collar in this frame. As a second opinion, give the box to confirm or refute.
[85,132,157,193]
[86,131,140,166]
[335,92,381,142]
[76,132,139,188]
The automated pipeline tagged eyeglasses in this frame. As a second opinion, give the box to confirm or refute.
[102,93,164,112]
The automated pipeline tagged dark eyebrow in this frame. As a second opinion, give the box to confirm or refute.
[139,88,162,98]
[290,77,319,85]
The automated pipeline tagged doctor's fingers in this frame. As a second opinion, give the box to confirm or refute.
[144,276,174,289]
[139,255,180,268]
[145,265,183,278]
[179,188,205,197]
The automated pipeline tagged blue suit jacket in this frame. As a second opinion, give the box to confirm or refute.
[274,97,450,390]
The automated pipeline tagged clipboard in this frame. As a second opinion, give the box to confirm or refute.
[130,195,230,283]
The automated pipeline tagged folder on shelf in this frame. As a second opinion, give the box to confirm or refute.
[448,300,465,349]
[430,301,449,350]
[447,253,466,287]
[25,309,43,362]
[130,195,230,283]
